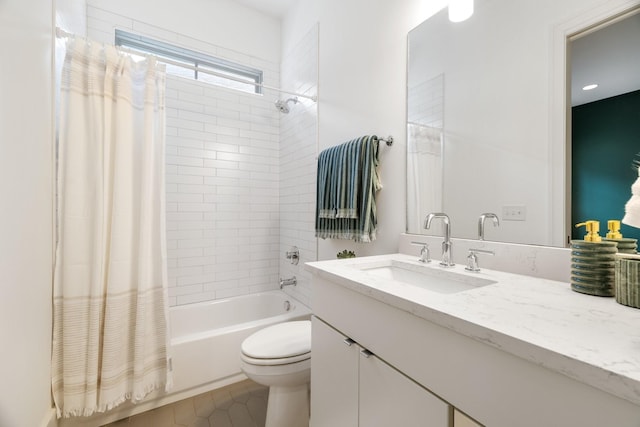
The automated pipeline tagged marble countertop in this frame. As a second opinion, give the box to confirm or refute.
[306,253,640,407]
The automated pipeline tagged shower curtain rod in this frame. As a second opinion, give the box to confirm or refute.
[55,27,318,102]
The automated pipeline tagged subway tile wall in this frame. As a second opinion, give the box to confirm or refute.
[164,80,281,306]
[278,25,319,307]
[407,73,444,128]
[87,6,288,306]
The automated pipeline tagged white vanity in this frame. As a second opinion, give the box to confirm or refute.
[306,253,640,426]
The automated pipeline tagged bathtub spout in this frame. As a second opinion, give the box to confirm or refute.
[279,276,297,289]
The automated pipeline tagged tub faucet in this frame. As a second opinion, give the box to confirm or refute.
[424,212,454,267]
[279,276,297,289]
[478,213,500,240]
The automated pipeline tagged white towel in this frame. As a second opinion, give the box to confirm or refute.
[622,173,640,228]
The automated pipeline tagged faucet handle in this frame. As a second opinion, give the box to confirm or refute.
[465,248,494,272]
[411,241,431,263]
[285,246,299,265]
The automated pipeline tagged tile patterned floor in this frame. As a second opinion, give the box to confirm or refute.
[103,380,268,427]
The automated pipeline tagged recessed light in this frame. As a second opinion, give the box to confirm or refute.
[582,84,598,91]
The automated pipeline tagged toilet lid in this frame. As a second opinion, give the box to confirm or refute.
[241,320,311,359]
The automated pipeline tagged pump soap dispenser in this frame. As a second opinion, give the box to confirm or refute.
[570,220,617,297]
[604,219,638,254]
[575,220,602,242]
[606,220,622,239]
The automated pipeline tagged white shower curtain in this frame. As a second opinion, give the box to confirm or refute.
[52,37,172,418]
[407,123,443,232]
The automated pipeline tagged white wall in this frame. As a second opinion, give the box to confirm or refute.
[0,0,54,426]
[87,0,281,63]
[56,0,87,35]
[282,0,448,261]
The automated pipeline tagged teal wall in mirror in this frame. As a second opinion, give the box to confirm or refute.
[571,89,640,241]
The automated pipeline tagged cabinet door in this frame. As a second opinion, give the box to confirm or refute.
[454,409,482,427]
[359,350,451,427]
[310,316,359,427]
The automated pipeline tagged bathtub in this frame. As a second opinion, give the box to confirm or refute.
[60,290,311,426]
[169,290,312,396]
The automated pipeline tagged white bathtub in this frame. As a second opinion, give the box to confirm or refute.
[60,290,311,426]
[169,290,312,395]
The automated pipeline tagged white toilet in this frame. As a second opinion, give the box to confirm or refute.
[240,320,311,427]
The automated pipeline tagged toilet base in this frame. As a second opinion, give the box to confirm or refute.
[265,383,309,427]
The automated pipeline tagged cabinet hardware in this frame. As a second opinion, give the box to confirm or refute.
[343,338,356,347]
[360,349,374,358]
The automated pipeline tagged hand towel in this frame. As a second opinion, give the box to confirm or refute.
[315,135,381,243]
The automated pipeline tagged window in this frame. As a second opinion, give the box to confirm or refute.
[115,30,263,94]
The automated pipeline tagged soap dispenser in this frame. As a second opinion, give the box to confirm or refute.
[606,220,623,239]
[575,220,602,242]
[604,219,638,254]
[570,220,617,297]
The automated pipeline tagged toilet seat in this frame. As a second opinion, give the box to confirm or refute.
[241,351,310,366]
[241,320,311,364]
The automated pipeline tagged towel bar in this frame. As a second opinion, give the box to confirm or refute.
[379,135,393,146]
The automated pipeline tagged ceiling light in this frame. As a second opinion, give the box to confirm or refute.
[449,0,474,23]
[582,84,598,91]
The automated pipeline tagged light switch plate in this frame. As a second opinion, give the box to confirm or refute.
[503,205,526,221]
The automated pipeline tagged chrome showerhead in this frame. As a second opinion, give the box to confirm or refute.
[274,97,299,114]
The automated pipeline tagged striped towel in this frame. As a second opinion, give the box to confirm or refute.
[315,135,382,243]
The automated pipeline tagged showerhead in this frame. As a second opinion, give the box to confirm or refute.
[274,97,299,114]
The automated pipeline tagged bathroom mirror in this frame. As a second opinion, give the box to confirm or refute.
[407,0,640,247]
[570,9,640,242]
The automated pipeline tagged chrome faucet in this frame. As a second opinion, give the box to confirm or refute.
[478,213,500,240]
[279,276,297,289]
[424,213,454,267]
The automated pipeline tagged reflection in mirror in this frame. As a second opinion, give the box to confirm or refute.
[407,74,444,233]
[570,9,640,242]
[407,0,640,248]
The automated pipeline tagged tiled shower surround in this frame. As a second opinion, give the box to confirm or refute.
[88,6,317,306]
[164,78,282,305]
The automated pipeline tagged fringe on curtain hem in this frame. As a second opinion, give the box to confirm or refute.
[56,380,168,419]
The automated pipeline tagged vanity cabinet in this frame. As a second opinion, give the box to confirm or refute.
[310,316,451,427]
[309,273,640,427]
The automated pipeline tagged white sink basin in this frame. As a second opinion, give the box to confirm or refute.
[354,259,496,294]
